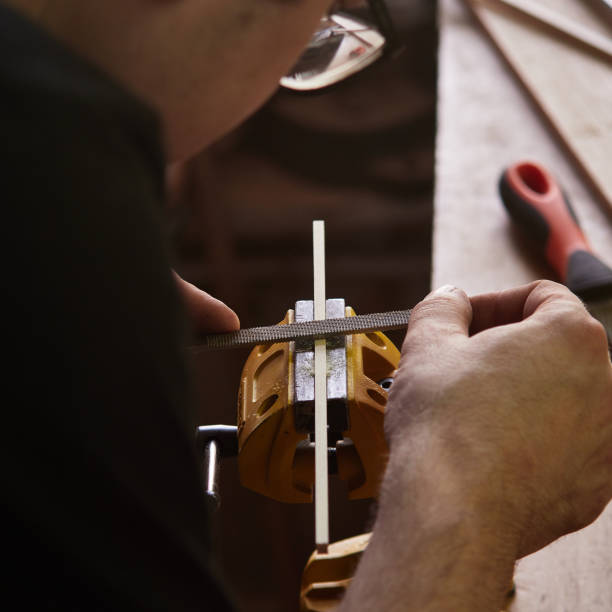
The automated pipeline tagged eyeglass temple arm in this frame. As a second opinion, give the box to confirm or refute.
[368,0,397,48]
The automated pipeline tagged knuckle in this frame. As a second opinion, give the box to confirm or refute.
[531,280,584,314]
[566,309,609,354]
[584,312,608,339]
[533,279,575,302]
[549,301,597,335]
[534,278,563,292]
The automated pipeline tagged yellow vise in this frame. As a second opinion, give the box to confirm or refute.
[236,299,400,504]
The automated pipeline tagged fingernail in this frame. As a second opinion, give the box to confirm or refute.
[432,284,457,295]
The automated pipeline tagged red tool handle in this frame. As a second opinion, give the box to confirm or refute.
[499,161,612,301]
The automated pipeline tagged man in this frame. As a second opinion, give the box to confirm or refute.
[2,1,611,611]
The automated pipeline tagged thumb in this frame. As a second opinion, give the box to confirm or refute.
[407,285,472,343]
[173,272,240,334]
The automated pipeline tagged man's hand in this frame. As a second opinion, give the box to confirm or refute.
[340,280,612,612]
[173,271,239,334]
[387,280,612,556]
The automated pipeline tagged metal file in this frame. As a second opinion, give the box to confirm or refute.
[194,309,412,352]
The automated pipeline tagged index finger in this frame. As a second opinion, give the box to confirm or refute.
[469,280,584,335]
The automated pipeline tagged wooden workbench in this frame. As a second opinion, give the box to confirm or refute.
[434,0,612,609]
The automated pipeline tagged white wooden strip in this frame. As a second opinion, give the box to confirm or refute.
[312,220,329,554]
[313,221,327,320]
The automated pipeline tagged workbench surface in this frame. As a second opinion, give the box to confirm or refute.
[434,0,612,609]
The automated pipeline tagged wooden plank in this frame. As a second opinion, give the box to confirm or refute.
[435,1,612,609]
[312,220,329,554]
[476,0,612,62]
[434,0,612,297]
[464,0,612,215]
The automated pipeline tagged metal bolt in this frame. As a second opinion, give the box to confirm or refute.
[378,377,394,392]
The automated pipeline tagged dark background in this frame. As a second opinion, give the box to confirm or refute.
[169,2,438,609]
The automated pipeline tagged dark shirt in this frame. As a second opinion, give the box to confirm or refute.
[1,4,233,610]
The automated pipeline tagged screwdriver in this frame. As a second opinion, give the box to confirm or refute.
[498,160,612,347]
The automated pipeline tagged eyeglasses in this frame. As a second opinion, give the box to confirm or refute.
[280,0,396,92]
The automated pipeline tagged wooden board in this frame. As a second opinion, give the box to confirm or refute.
[465,0,612,215]
[435,0,612,609]
[434,0,612,297]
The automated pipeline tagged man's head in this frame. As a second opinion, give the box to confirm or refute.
[7,0,334,159]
